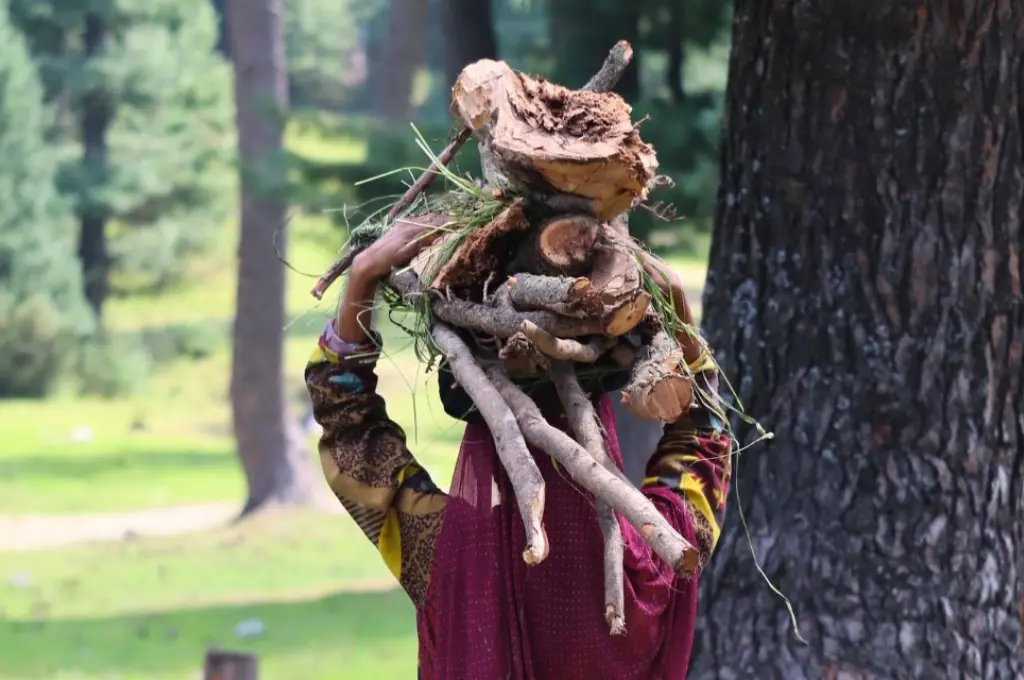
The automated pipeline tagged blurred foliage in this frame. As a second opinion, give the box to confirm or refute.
[0,8,93,397]
[9,0,234,299]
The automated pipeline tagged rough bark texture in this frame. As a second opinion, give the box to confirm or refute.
[78,12,112,320]
[620,331,694,422]
[227,0,319,515]
[692,3,1024,679]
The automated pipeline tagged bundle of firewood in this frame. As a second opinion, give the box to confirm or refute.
[311,42,704,636]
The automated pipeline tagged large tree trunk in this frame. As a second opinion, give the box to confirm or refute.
[692,2,1024,679]
[439,0,497,91]
[226,0,318,515]
[369,0,429,123]
[78,12,112,320]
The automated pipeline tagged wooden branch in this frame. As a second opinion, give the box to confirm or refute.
[431,324,549,565]
[508,273,604,318]
[388,270,605,339]
[484,365,699,576]
[499,331,549,375]
[591,223,649,335]
[519,321,613,363]
[551,362,626,635]
[310,127,473,300]
[583,40,635,93]
[620,331,694,422]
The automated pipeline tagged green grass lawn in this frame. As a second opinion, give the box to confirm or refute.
[0,120,711,679]
[0,510,418,680]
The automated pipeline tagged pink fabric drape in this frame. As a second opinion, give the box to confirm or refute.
[417,396,699,679]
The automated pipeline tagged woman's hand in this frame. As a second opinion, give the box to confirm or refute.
[336,214,448,344]
[637,250,703,366]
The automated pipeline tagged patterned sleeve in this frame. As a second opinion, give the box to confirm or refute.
[642,353,732,572]
[305,322,447,606]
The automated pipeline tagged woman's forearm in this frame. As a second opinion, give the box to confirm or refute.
[334,257,382,345]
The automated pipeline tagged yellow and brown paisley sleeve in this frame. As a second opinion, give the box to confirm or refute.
[642,354,732,571]
[305,329,447,606]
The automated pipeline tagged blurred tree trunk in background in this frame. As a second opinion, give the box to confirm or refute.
[692,2,1024,678]
[78,12,112,319]
[547,0,638,101]
[369,0,429,122]
[439,0,497,91]
[226,0,319,514]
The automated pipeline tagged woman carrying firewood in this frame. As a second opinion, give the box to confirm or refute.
[305,218,731,679]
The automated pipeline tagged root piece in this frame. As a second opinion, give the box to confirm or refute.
[424,200,529,293]
[430,324,549,565]
[483,365,700,576]
[519,321,613,363]
[450,60,657,220]
[388,271,605,339]
[536,215,601,275]
[499,332,549,375]
[508,273,604,318]
[620,331,695,422]
[551,362,626,635]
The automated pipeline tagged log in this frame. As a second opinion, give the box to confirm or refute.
[450,60,657,220]
[388,270,605,339]
[431,324,549,565]
[508,273,604,318]
[551,362,626,635]
[499,331,549,375]
[536,215,600,275]
[203,649,258,680]
[590,222,649,336]
[620,331,695,422]
[484,365,700,575]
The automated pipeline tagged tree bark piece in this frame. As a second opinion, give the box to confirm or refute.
[551,361,627,635]
[620,331,694,423]
[484,365,699,576]
[430,324,549,565]
[310,128,472,300]
[425,199,529,293]
[536,215,601,275]
[519,321,613,363]
[508,273,604,318]
[450,59,657,220]
[589,223,649,336]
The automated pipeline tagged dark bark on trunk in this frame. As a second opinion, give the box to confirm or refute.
[79,13,112,320]
[369,0,429,123]
[439,0,497,92]
[226,0,319,515]
[548,0,639,102]
[692,3,1024,679]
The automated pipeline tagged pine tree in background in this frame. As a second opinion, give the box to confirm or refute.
[9,0,233,320]
[0,7,92,397]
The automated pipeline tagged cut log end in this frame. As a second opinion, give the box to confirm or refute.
[621,372,694,423]
[537,215,600,275]
[604,290,652,336]
[606,607,627,636]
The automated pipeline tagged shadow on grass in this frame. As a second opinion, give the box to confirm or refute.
[0,588,417,679]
